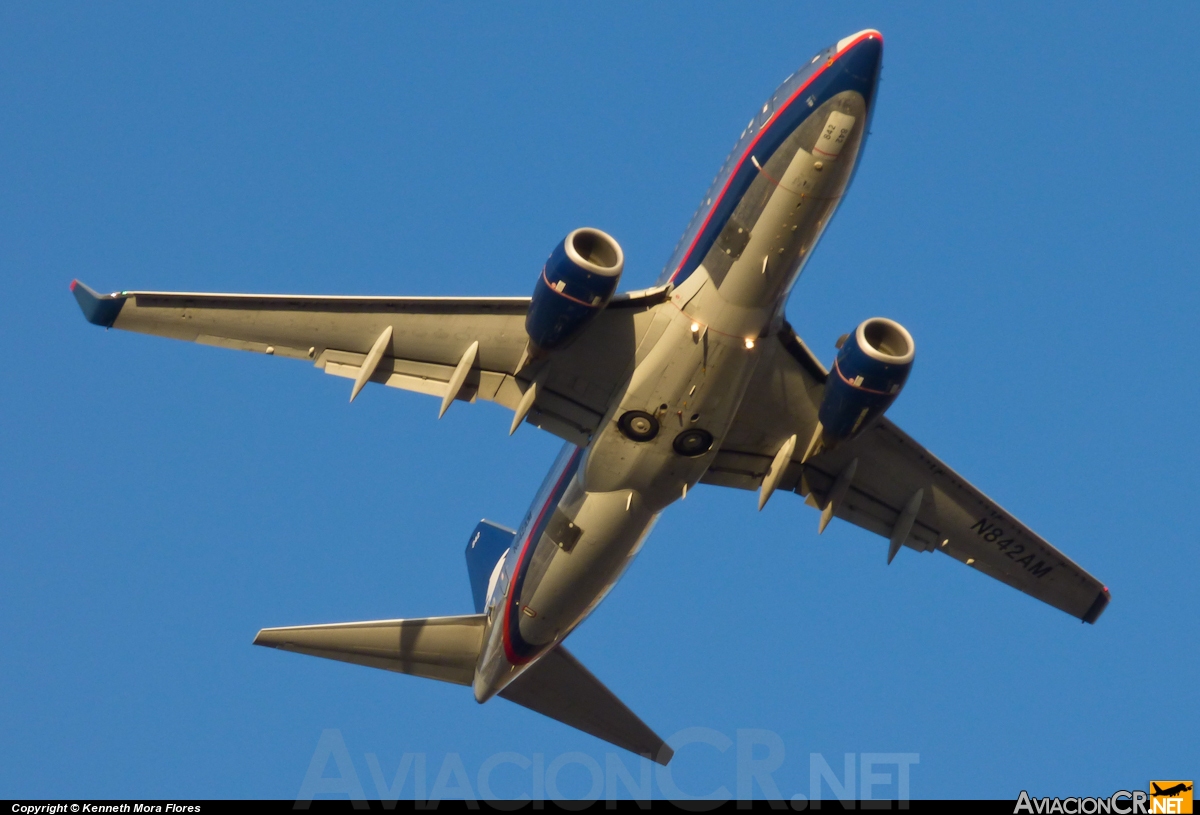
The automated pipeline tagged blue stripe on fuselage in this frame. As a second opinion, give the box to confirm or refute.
[662,34,882,287]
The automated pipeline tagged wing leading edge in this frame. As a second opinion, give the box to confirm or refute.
[704,323,1110,624]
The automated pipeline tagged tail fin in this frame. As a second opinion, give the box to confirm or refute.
[253,614,485,686]
[465,520,515,613]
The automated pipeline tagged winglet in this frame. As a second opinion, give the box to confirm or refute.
[70,280,127,327]
[1081,586,1110,624]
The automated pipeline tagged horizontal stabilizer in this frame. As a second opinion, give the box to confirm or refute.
[253,614,485,686]
[500,646,674,765]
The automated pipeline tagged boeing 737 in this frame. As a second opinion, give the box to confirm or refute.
[71,30,1109,764]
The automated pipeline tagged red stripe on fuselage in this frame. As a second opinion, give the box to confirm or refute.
[668,30,881,285]
[500,449,582,665]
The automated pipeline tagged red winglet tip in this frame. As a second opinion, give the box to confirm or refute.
[70,279,78,291]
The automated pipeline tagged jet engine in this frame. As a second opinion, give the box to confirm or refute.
[525,228,624,351]
[817,317,915,448]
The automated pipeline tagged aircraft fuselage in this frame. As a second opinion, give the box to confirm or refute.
[473,30,884,701]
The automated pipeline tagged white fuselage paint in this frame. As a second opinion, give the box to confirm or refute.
[472,58,876,702]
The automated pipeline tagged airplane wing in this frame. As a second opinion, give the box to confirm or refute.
[71,279,670,446]
[702,323,1111,624]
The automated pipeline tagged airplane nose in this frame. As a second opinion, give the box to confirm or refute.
[833,29,883,104]
[837,29,883,54]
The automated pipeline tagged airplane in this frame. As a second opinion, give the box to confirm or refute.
[70,29,1110,764]
[1152,783,1193,797]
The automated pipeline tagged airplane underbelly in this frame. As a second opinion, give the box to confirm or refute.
[582,307,765,506]
[501,320,764,670]
[473,478,658,699]
[710,91,867,309]
[516,487,658,647]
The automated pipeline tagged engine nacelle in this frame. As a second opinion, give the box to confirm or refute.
[525,227,623,351]
[818,317,915,447]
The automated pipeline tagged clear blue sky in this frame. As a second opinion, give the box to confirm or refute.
[2,2,1196,801]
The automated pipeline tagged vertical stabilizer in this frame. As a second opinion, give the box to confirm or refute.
[465,520,516,613]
